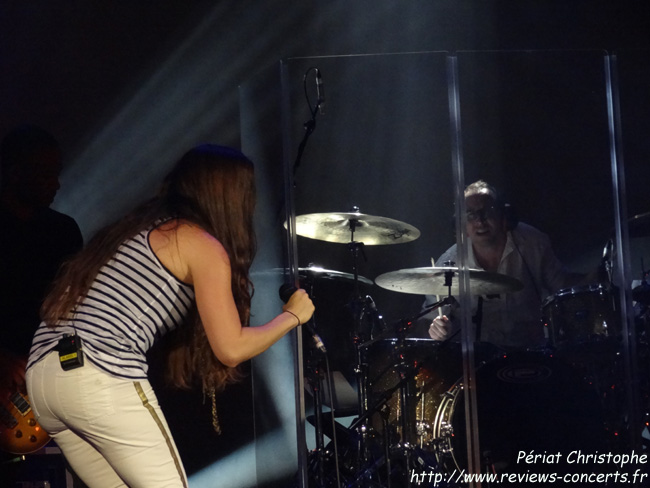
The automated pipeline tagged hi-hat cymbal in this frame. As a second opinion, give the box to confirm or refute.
[294,212,420,245]
[257,266,374,285]
[375,266,524,296]
[298,265,373,285]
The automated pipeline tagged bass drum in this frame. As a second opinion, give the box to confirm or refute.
[432,351,607,474]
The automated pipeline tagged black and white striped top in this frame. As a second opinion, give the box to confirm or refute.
[27,223,195,380]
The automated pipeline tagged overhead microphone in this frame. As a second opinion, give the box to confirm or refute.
[315,68,325,115]
[279,284,326,353]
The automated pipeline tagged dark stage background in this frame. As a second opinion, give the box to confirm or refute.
[2,2,650,487]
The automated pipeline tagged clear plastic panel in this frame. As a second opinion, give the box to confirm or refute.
[453,50,641,485]
[240,63,305,487]
[613,50,650,455]
[281,52,464,486]
[240,49,644,488]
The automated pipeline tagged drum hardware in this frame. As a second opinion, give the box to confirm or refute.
[280,262,372,487]
[374,266,524,296]
[366,267,469,483]
[305,348,329,486]
[293,208,421,487]
[298,264,374,286]
[263,265,373,286]
[349,303,456,486]
[344,370,416,486]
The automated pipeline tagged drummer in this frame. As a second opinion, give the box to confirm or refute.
[425,180,587,349]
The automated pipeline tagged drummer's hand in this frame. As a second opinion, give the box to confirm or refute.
[282,288,315,327]
[429,315,451,340]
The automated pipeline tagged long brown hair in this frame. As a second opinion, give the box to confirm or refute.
[42,144,257,392]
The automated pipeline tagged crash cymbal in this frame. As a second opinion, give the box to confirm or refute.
[298,265,373,285]
[375,266,524,296]
[294,212,420,245]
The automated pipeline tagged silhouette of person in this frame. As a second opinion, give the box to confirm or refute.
[0,125,83,485]
[0,125,83,365]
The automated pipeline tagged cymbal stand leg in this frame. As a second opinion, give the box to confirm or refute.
[380,407,392,488]
[305,349,327,486]
[346,215,383,486]
[351,333,372,487]
[345,227,370,483]
[394,328,416,485]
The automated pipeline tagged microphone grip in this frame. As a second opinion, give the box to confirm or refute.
[278,283,326,353]
[279,283,297,304]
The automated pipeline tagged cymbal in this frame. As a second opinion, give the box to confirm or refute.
[293,212,420,245]
[628,211,650,238]
[256,266,374,285]
[298,265,373,285]
[375,266,524,296]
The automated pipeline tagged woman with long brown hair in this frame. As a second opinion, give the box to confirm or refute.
[25,144,314,487]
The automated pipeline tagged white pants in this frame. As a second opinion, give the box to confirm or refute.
[26,352,188,488]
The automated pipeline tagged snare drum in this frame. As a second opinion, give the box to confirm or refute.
[366,339,500,449]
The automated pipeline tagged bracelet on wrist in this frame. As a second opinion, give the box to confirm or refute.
[285,310,301,327]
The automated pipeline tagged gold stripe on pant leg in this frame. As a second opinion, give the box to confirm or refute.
[133,381,188,488]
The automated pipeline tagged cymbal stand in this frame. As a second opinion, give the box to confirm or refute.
[343,209,379,486]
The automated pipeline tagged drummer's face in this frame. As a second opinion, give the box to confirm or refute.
[465,194,506,244]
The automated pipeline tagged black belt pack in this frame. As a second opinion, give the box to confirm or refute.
[57,333,84,370]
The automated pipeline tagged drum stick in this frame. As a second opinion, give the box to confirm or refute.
[432,257,443,317]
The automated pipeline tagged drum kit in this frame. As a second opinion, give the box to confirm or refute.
[293,209,642,488]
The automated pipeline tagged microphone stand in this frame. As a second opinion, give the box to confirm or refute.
[292,67,324,177]
[298,276,342,488]
[304,335,328,487]
[289,67,334,487]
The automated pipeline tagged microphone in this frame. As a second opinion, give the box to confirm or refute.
[279,284,326,353]
[315,69,325,115]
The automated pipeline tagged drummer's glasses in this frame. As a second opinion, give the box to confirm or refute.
[466,205,501,223]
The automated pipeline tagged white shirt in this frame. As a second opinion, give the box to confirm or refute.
[423,223,573,348]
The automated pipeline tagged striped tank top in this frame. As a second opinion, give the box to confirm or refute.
[27,223,195,380]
